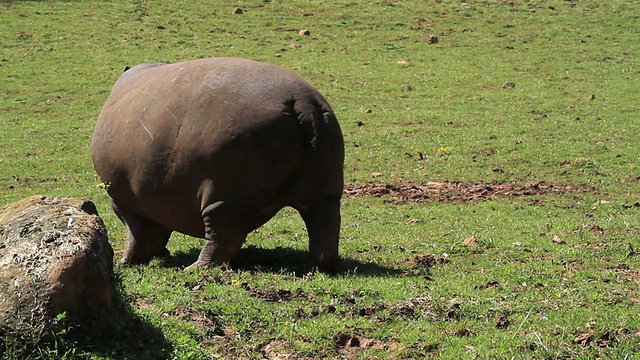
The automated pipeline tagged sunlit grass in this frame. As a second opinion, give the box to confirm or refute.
[1,0,639,359]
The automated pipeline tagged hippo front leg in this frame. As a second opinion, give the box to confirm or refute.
[298,196,341,274]
[188,201,246,268]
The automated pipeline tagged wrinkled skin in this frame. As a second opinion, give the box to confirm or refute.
[91,57,344,273]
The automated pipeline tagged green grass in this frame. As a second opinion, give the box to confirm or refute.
[1,0,639,359]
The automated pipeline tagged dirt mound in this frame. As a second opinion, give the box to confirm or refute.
[344,180,592,203]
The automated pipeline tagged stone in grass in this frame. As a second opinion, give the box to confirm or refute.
[462,236,478,247]
[0,195,114,340]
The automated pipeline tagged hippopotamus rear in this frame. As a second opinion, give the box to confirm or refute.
[91,57,344,272]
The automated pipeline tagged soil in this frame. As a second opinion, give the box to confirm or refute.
[243,284,312,303]
[169,306,217,333]
[343,180,593,203]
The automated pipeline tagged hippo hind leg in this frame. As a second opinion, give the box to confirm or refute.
[297,195,341,274]
[113,202,172,265]
[188,201,247,268]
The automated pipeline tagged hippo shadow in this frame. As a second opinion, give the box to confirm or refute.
[164,245,403,277]
[63,277,174,360]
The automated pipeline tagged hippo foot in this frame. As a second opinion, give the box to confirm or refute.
[185,259,213,270]
[185,259,232,271]
[184,261,203,271]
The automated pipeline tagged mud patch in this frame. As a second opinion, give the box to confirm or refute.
[243,284,312,303]
[334,333,403,359]
[405,253,450,278]
[344,180,593,203]
[169,306,221,334]
[260,339,306,360]
[475,279,503,291]
[408,253,450,267]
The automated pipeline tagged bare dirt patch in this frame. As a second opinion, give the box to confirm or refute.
[344,180,593,203]
[169,306,219,333]
[242,284,312,303]
[259,339,312,360]
[404,253,450,279]
[334,333,404,359]
[408,253,450,267]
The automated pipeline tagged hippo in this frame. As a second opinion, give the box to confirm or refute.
[91,57,344,273]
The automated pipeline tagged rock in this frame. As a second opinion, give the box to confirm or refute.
[298,29,310,36]
[231,7,243,14]
[0,195,114,338]
[552,234,565,244]
[428,35,439,44]
[462,236,477,247]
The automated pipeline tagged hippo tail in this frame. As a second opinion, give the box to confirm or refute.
[291,98,336,151]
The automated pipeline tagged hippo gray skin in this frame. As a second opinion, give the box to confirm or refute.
[91,57,344,273]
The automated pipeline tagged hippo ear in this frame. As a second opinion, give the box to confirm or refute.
[123,66,131,73]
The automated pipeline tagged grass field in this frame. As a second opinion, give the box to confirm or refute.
[1,0,639,359]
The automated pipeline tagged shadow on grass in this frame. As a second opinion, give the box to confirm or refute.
[1,276,172,360]
[64,275,173,360]
[163,245,404,277]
